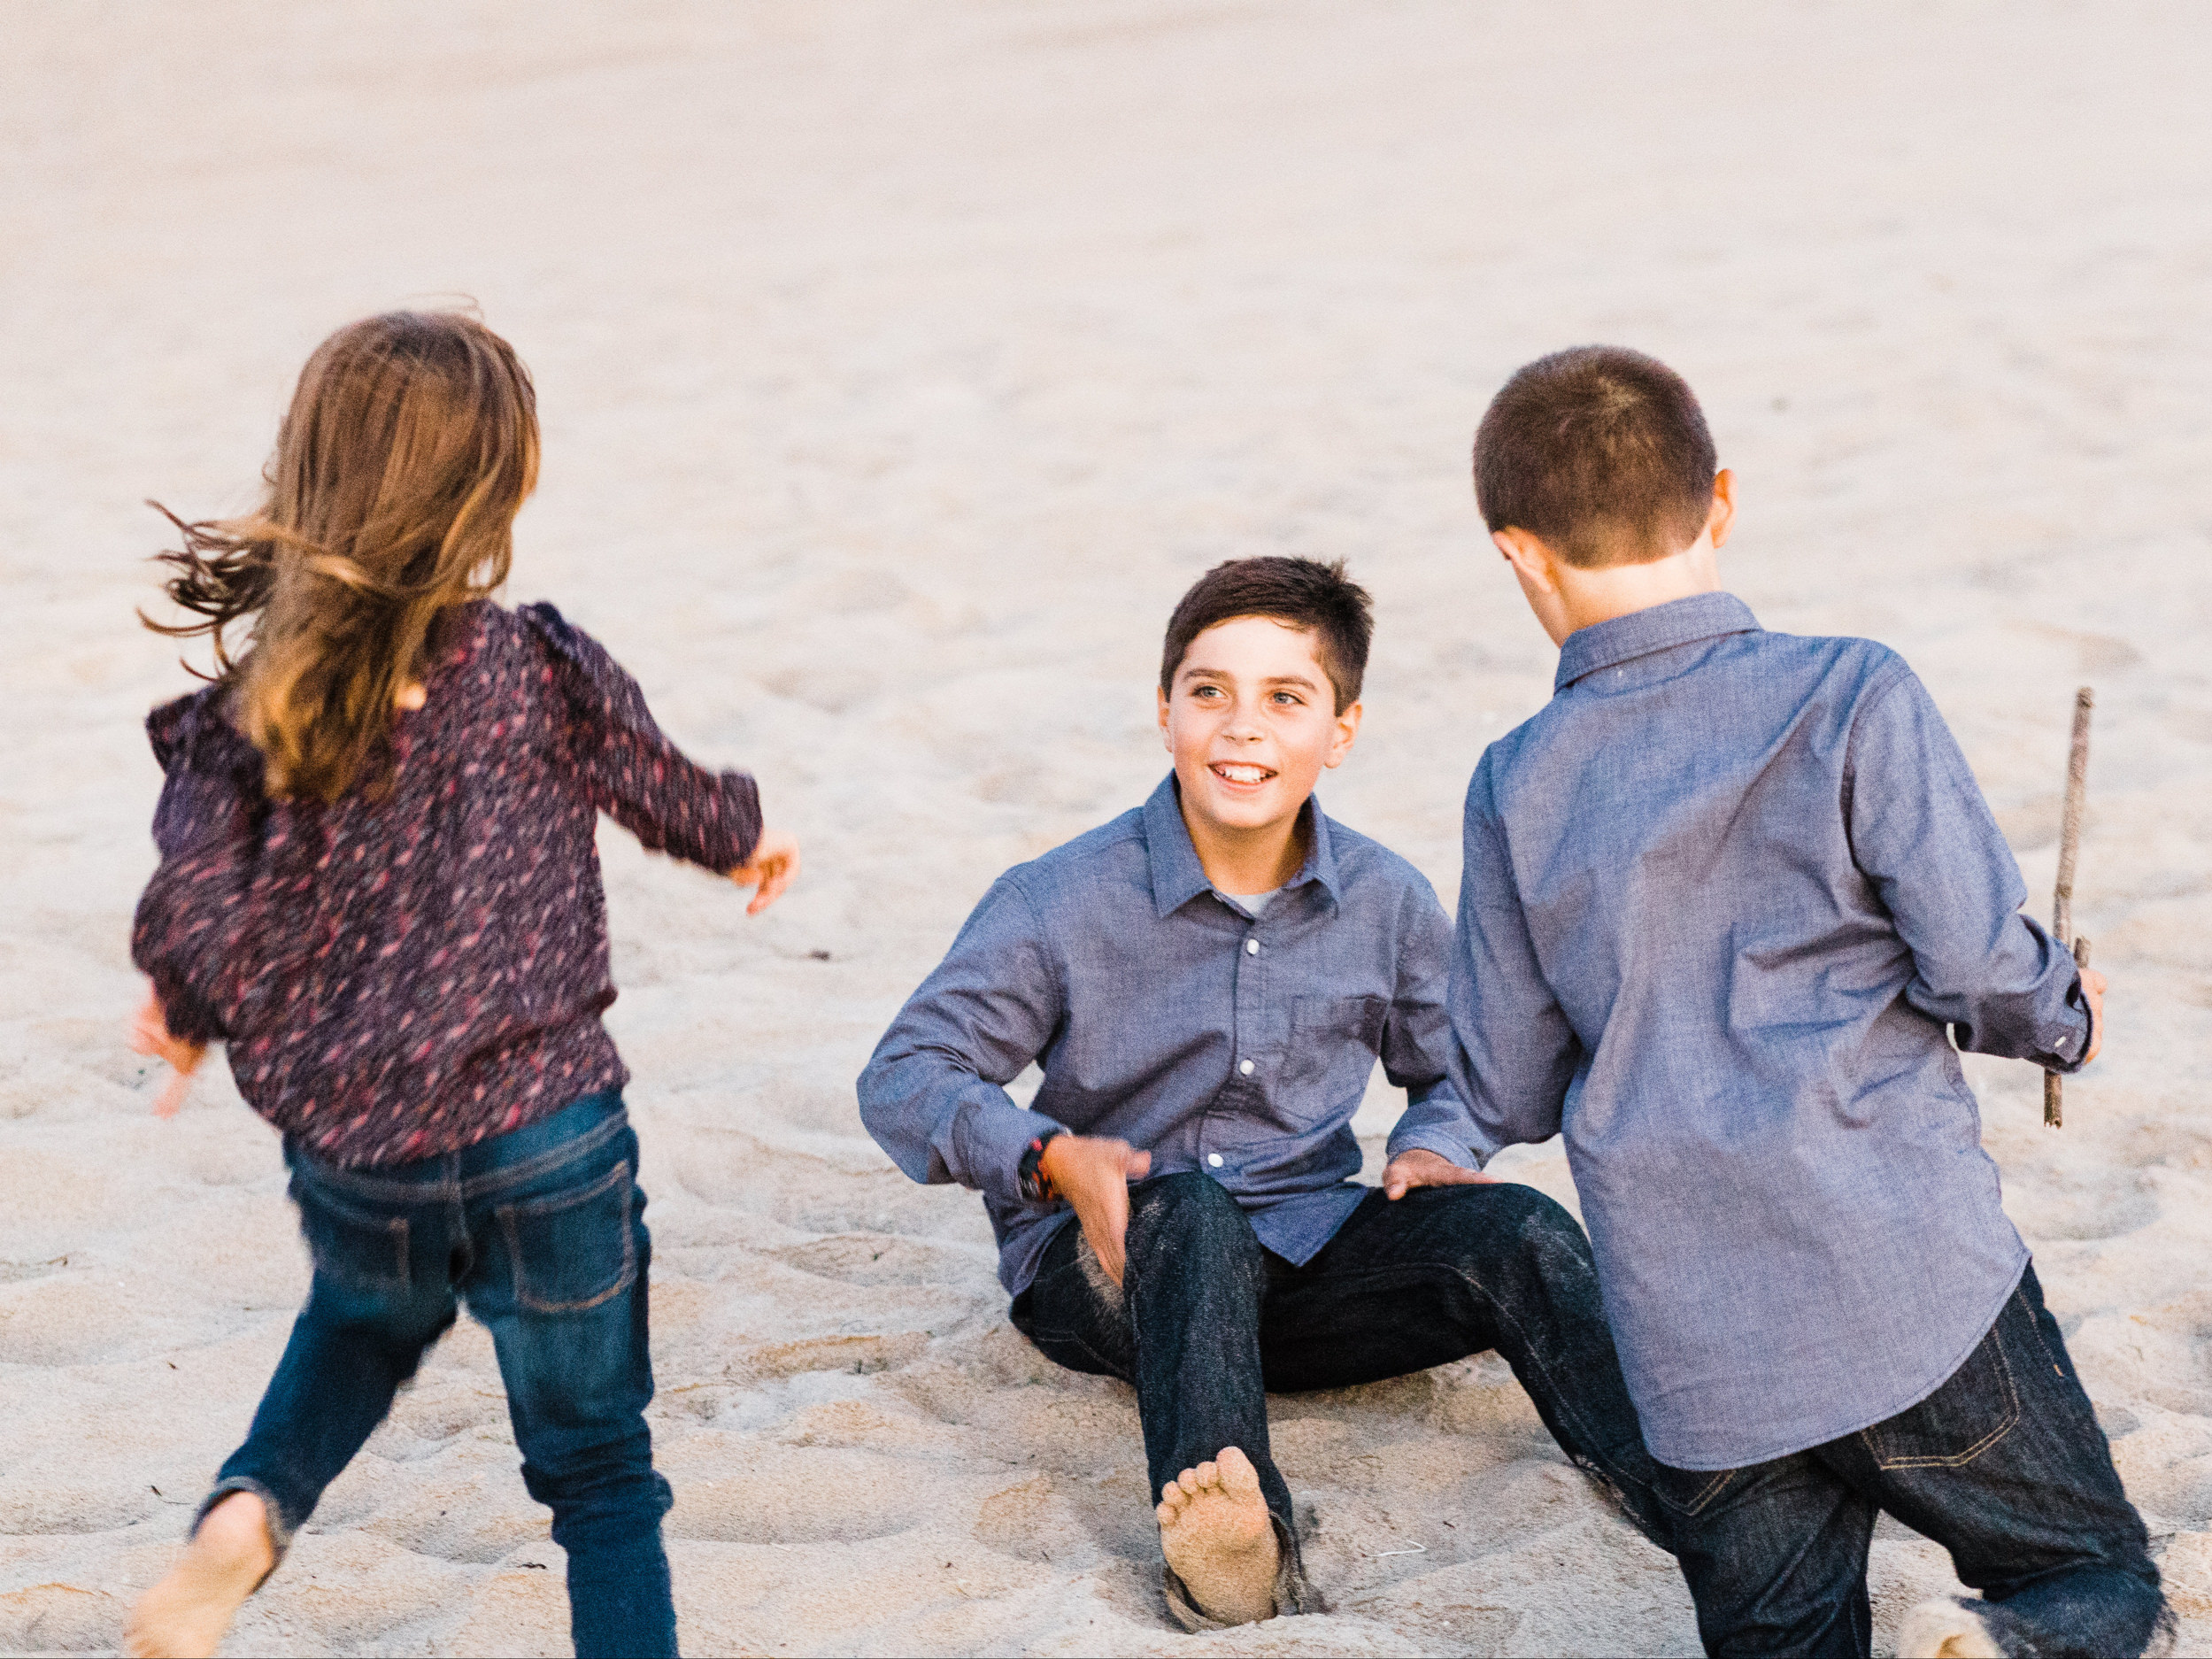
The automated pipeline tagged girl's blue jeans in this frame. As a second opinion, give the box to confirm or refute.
[202,1091,677,1658]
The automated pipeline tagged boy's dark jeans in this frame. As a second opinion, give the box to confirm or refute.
[1658,1265,2168,1659]
[1010,1171,1673,1607]
[204,1091,676,1659]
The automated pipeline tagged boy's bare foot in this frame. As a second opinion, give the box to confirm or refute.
[126,1490,275,1658]
[1156,1447,1279,1625]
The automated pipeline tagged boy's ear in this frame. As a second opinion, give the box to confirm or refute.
[1325,700,1363,768]
[1491,526,1559,594]
[1707,469,1737,551]
[1157,683,1172,750]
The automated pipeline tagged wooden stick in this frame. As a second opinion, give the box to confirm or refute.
[2044,687,2094,1128]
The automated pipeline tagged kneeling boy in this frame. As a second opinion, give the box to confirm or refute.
[1453,346,2167,1658]
[859,557,1669,1630]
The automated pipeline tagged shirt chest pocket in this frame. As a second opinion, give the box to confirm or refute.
[1278,993,1389,1111]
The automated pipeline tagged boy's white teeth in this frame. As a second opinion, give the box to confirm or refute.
[1217,765,1269,783]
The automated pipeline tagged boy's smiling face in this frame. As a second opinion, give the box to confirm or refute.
[1157,614,1361,863]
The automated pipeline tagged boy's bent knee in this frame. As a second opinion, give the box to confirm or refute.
[1127,1175,1265,1287]
[1412,1180,1595,1269]
[1131,1172,1255,1245]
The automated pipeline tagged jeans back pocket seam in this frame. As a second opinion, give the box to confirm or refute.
[1657,1467,1738,1518]
[496,1160,636,1314]
[299,1181,412,1292]
[1863,1333,2021,1470]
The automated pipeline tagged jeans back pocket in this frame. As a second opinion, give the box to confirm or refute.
[1859,1320,2020,1470]
[1652,1462,1738,1519]
[497,1159,637,1314]
[295,1177,412,1294]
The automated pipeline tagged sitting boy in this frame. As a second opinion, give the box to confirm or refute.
[859,556,1670,1630]
[1451,345,2167,1658]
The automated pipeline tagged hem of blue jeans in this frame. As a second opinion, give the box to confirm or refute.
[1161,1512,1319,1632]
[1642,1248,2031,1471]
[193,1477,290,1586]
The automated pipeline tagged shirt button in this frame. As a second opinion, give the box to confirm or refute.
[1238,1059,1255,1076]
[1245,938,1259,955]
[1208,1154,1224,1168]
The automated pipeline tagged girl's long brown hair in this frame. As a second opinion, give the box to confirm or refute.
[145,311,539,801]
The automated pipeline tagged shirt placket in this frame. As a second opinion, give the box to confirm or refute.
[1203,902,1268,1180]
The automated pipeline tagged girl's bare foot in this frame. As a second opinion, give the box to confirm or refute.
[125,1490,275,1657]
[1155,1447,1279,1625]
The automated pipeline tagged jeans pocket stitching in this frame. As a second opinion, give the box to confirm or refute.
[2015,1285,2070,1384]
[459,1106,628,1201]
[1655,1466,1737,1517]
[298,1181,411,1291]
[496,1160,636,1314]
[1864,1329,2021,1470]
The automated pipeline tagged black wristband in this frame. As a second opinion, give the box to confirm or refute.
[1017,1130,1065,1203]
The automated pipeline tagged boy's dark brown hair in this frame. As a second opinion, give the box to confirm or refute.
[1160,557,1372,713]
[1473,345,1716,568]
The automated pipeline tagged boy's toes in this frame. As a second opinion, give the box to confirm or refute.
[1217,1447,1261,1495]
[1156,1447,1280,1628]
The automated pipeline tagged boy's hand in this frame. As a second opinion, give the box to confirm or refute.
[2081,965,2107,1064]
[729,829,801,915]
[130,987,205,1118]
[1382,1146,1491,1200]
[1038,1134,1152,1287]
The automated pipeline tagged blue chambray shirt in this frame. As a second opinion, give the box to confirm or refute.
[860,775,1482,1294]
[1449,592,2093,1470]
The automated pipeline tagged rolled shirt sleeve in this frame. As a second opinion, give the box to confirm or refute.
[1446,762,1582,1161]
[858,876,1070,1205]
[1846,668,2093,1072]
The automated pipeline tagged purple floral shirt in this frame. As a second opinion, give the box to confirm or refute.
[132,600,760,1168]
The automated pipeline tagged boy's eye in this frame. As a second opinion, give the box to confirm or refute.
[1192,685,1223,700]
[1271,691,1303,706]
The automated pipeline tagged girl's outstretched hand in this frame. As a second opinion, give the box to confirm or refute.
[729,828,801,915]
[131,986,206,1118]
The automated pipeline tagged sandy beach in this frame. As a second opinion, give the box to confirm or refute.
[5,4,2212,1653]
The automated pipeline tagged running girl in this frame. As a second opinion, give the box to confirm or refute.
[123,311,795,1658]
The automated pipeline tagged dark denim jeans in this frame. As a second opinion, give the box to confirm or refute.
[204,1091,677,1659]
[1010,1172,1671,1618]
[1657,1265,2168,1659]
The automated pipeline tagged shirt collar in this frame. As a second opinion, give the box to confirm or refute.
[1553,590,1762,692]
[1141,773,1341,919]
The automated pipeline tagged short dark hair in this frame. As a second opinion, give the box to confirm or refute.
[1473,345,1717,568]
[1160,557,1372,714]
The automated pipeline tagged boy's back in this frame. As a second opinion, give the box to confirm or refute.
[1454,590,2089,1468]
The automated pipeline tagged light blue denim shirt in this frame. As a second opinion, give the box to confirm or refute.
[1450,592,2093,1470]
[860,775,1480,1294]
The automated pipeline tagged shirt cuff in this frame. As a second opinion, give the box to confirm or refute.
[952,1094,1069,1206]
[2048,978,2096,1074]
[150,969,226,1048]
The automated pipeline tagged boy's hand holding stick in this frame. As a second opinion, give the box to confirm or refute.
[2045,687,2101,1128]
